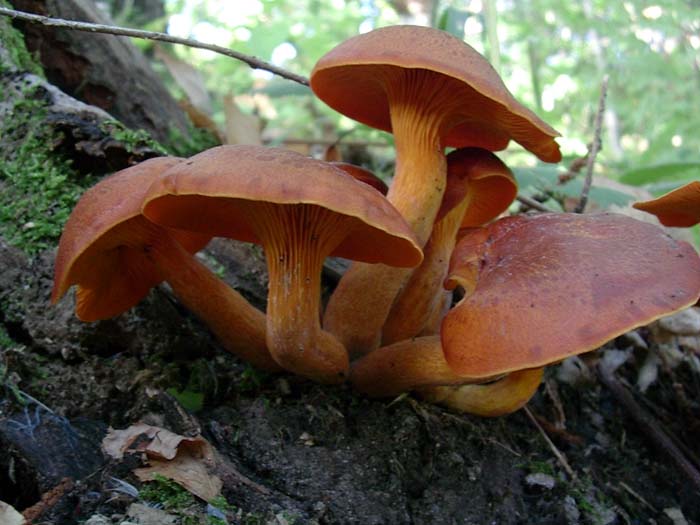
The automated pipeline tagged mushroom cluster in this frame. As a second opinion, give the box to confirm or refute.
[53,25,700,416]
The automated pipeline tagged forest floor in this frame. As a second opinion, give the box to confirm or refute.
[1,237,700,525]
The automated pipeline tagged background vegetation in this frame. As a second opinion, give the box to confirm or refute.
[102,0,700,195]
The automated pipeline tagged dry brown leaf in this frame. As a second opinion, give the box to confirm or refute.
[223,94,262,146]
[0,501,26,525]
[103,423,210,461]
[155,45,213,115]
[102,424,222,503]
[323,144,342,162]
[134,442,222,502]
[178,99,224,141]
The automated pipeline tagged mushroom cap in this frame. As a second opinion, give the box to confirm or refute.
[310,25,561,163]
[442,213,700,378]
[330,162,389,195]
[435,148,517,227]
[633,181,700,227]
[142,145,422,267]
[52,157,211,321]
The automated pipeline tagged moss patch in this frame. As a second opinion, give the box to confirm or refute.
[0,1,43,76]
[0,91,95,254]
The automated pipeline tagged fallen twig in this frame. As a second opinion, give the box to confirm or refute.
[574,75,608,213]
[523,405,577,479]
[516,194,555,213]
[596,364,700,493]
[618,481,657,513]
[0,7,310,86]
[22,477,74,522]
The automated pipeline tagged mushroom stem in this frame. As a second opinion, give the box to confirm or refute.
[245,202,351,384]
[381,195,468,345]
[384,70,452,245]
[145,228,281,371]
[324,71,456,356]
[420,290,453,336]
[350,335,470,397]
[417,368,545,417]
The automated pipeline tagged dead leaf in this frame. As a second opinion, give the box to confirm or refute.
[134,443,222,502]
[155,45,213,116]
[0,501,26,525]
[223,95,262,146]
[126,503,178,525]
[102,424,222,503]
[664,507,689,525]
[636,352,660,393]
[178,99,224,141]
[323,144,341,162]
[103,423,213,461]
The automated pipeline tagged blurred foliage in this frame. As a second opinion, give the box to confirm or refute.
[102,0,700,194]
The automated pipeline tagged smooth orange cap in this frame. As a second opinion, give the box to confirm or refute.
[633,181,700,227]
[442,213,700,378]
[311,25,561,162]
[142,145,422,268]
[52,157,210,321]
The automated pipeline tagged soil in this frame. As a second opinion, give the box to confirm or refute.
[1,238,699,525]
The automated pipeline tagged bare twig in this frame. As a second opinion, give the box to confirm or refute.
[517,194,555,213]
[574,75,609,213]
[618,481,657,513]
[523,405,577,480]
[596,364,700,493]
[0,7,310,86]
[269,138,391,148]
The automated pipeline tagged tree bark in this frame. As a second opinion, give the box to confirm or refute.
[9,0,190,145]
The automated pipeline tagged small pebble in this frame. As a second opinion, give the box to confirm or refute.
[525,472,555,490]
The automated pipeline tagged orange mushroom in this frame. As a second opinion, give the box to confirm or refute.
[330,162,388,195]
[52,157,281,371]
[313,25,561,355]
[381,148,517,345]
[633,181,700,227]
[351,212,700,415]
[142,145,422,384]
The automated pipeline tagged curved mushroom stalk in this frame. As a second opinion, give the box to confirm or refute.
[354,211,700,418]
[350,336,468,398]
[633,181,700,227]
[52,157,280,372]
[418,368,544,417]
[142,145,422,384]
[350,334,542,417]
[142,226,280,371]
[241,202,353,383]
[313,26,561,356]
[381,148,517,345]
[420,290,452,336]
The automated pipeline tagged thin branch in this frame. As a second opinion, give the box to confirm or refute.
[596,364,700,493]
[517,194,555,213]
[574,75,608,213]
[0,7,310,87]
[523,405,577,480]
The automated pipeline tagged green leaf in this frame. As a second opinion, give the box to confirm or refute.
[254,79,312,98]
[436,7,469,39]
[166,388,204,412]
[619,162,700,186]
[513,166,638,209]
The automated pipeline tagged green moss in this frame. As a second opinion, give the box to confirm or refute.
[0,1,44,76]
[0,92,94,254]
[99,119,169,156]
[0,325,16,349]
[167,123,220,158]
